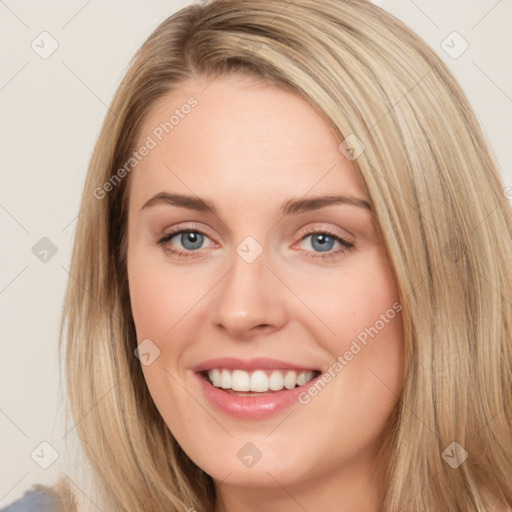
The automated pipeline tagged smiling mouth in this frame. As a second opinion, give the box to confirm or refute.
[200,368,321,395]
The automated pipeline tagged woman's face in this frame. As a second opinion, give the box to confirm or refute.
[126,73,404,504]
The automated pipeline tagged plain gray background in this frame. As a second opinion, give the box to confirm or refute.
[1,0,511,506]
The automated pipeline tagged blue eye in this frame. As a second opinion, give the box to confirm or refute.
[308,233,336,252]
[157,229,211,258]
[174,231,205,251]
[299,232,354,260]
[157,228,353,260]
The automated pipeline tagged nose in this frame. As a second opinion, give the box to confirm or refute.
[208,247,288,340]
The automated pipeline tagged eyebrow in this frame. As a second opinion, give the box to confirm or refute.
[140,192,372,215]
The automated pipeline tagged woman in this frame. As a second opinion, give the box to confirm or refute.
[5,0,511,510]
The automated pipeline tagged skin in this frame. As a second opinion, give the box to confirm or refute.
[126,73,404,512]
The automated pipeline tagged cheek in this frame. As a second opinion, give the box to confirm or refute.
[292,247,401,346]
[127,248,206,341]
[301,248,404,404]
[127,252,201,423]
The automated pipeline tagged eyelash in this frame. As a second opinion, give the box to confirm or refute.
[156,226,354,261]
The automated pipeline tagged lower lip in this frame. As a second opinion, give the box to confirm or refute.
[195,372,320,420]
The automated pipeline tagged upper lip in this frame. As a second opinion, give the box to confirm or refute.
[192,357,320,373]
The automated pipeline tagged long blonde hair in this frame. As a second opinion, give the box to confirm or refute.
[60,0,512,510]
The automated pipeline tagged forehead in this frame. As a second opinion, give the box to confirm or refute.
[129,74,366,210]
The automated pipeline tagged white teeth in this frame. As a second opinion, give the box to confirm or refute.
[207,369,316,392]
[284,370,297,390]
[269,370,284,391]
[220,369,231,389]
[211,369,222,387]
[231,369,250,391]
[250,370,268,392]
[296,371,308,386]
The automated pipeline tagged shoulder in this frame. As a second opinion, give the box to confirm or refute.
[1,486,58,512]
[0,480,77,512]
